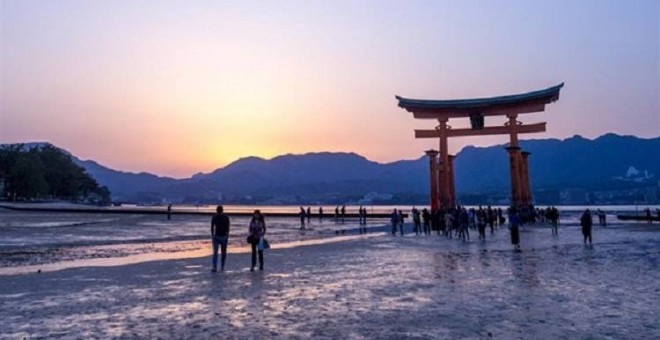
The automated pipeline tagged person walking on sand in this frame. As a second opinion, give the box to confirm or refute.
[248,210,267,271]
[211,205,230,272]
[581,209,593,245]
[341,205,346,223]
[334,206,339,223]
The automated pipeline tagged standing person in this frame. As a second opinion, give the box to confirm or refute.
[581,209,593,245]
[459,208,470,241]
[211,205,230,272]
[390,209,399,236]
[422,208,431,235]
[597,209,607,226]
[444,211,454,239]
[646,208,653,224]
[550,207,559,235]
[167,204,172,220]
[487,206,495,233]
[477,208,486,241]
[307,207,311,223]
[358,206,364,226]
[412,207,421,235]
[319,206,324,221]
[509,207,521,251]
[341,205,346,223]
[398,210,405,236]
[299,206,306,230]
[248,210,267,271]
[334,206,339,223]
[361,207,368,232]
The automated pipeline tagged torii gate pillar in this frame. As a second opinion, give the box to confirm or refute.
[521,151,532,205]
[425,150,440,211]
[448,154,456,207]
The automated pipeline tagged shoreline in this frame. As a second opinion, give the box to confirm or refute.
[0,232,384,276]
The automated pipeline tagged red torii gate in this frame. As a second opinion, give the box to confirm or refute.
[396,83,564,210]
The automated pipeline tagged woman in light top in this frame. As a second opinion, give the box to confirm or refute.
[248,210,267,271]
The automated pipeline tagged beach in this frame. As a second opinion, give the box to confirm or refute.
[1,209,659,339]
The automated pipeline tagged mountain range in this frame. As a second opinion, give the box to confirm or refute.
[7,133,660,204]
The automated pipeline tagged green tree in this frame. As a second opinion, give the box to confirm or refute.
[7,150,49,199]
[0,143,111,202]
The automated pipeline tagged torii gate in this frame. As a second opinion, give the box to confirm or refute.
[396,83,564,210]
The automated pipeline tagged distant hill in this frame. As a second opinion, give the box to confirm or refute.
[74,159,178,199]
[4,133,659,204]
[455,133,660,194]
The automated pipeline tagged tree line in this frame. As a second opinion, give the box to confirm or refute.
[0,144,111,203]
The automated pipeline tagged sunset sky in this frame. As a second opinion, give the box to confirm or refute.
[1,0,658,178]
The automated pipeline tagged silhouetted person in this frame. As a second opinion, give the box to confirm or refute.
[358,206,364,227]
[211,205,230,272]
[319,206,324,221]
[334,206,339,223]
[167,204,172,220]
[248,210,267,271]
[497,208,505,226]
[458,208,469,241]
[398,210,405,236]
[422,208,431,235]
[307,207,311,223]
[487,206,495,233]
[341,205,346,223]
[581,209,593,245]
[412,207,421,235]
[549,207,559,235]
[597,209,607,226]
[646,208,653,224]
[509,207,521,251]
[477,208,486,241]
[390,209,399,236]
[299,206,306,230]
[361,207,368,233]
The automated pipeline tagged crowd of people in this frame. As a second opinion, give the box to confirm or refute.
[207,203,657,272]
[391,206,506,240]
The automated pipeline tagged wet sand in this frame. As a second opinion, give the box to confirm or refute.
[1,223,659,339]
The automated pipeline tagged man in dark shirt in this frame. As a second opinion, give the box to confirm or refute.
[211,205,230,272]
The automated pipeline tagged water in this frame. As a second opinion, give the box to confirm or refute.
[0,208,388,272]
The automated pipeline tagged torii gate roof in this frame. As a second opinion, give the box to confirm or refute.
[396,83,564,118]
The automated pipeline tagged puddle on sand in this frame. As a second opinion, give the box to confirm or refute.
[0,233,383,276]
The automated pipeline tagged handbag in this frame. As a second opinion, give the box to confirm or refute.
[258,237,271,251]
[246,235,254,244]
